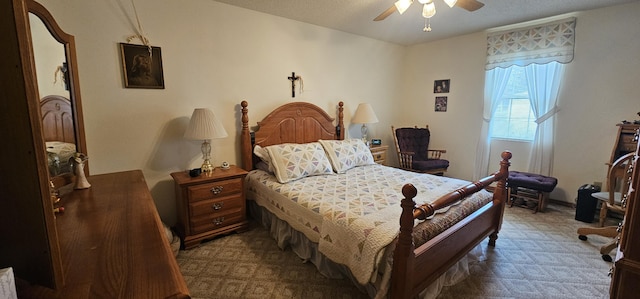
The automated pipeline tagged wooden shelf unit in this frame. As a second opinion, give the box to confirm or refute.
[610,127,640,298]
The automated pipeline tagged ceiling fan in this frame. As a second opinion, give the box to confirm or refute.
[373,0,484,21]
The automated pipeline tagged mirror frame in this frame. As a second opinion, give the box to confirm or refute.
[28,0,88,187]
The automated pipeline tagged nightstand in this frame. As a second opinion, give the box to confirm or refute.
[370,145,388,165]
[171,165,249,249]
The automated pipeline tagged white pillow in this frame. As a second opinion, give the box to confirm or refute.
[264,142,334,183]
[253,145,273,173]
[319,139,375,174]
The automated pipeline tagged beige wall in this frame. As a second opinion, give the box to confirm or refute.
[38,0,640,224]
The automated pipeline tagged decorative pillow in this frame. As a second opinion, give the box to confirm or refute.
[319,139,375,174]
[264,142,334,183]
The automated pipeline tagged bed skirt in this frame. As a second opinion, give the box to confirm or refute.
[248,201,486,298]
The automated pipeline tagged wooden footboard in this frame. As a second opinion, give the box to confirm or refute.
[391,151,511,298]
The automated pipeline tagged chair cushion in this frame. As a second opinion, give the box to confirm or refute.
[395,127,430,161]
[413,159,450,171]
[508,171,558,193]
[591,191,623,205]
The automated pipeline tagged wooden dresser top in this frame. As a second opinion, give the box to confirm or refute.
[37,170,190,298]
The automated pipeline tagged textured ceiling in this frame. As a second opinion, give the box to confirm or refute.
[211,0,639,45]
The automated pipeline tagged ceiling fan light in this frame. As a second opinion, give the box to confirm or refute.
[418,0,429,4]
[395,0,413,15]
[422,2,436,18]
[443,0,457,8]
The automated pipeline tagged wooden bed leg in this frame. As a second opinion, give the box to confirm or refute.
[488,232,498,247]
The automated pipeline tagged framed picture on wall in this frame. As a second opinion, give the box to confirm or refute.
[434,79,450,93]
[435,96,447,112]
[120,43,165,89]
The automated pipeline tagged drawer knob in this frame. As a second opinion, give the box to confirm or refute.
[210,186,224,195]
[212,202,224,210]
[213,216,225,225]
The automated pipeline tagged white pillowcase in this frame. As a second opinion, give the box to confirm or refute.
[319,139,375,174]
[253,145,274,173]
[264,142,334,183]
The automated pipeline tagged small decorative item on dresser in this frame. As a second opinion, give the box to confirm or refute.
[171,165,249,249]
[221,161,230,170]
[70,153,91,189]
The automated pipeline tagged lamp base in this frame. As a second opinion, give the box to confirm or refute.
[361,124,369,146]
[200,140,214,172]
[201,159,214,172]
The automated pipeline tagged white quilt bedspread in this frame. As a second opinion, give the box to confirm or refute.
[245,164,491,285]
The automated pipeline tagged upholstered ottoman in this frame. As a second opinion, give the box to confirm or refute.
[507,171,558,213]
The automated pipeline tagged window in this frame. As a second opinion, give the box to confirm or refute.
[490,66,537,141]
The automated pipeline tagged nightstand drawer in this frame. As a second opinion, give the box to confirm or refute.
[187,178,243,202]
[189,195,243,218]
[190,211,245,234]
[372,150,386,163]
[369,145,388,165]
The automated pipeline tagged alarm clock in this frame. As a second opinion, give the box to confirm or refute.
[371,139,382,146]
[189,168,202,177]
[221,161,230,170]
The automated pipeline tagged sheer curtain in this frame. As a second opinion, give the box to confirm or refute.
[525,62,565,175]
[473,67,511,180]
[475,17,575,178]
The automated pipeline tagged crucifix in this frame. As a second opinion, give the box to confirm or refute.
[288,72,301,98]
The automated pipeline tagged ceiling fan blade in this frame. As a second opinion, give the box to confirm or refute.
[456,0,484,11]
[373,5,397,21]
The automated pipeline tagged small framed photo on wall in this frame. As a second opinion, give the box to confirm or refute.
[434,79,450,93]
[120,43,165,89]
[435,96,447,112]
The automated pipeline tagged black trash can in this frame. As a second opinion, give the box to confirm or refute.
[575,184,601,223]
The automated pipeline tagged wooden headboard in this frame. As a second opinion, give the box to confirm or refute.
[240,101,345,171]
[40,95,75,144]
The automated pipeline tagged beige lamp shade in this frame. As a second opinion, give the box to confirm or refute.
[184,108,228,140]
[352,103,379,124]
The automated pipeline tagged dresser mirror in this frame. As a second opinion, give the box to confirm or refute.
[28,0,87,187]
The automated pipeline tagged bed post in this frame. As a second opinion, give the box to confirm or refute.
[488,150,512,246]
[240,100,252,171]
[391,184,418,298]
[337,101,344,140]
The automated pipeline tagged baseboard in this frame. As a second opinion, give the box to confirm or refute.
[549,198,574,208]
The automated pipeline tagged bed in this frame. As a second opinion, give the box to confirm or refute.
[40,94,77,176]
[239,100,511,298]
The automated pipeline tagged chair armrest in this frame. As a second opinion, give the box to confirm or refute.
[398,151,415,169]
[427,149,446,159]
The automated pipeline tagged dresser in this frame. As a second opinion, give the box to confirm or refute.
[18,170,190,298]
[370,145,389,165]
[609,127,640,298]
[171,166,249,249]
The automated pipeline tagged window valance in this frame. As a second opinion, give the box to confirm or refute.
[486,17,576,70]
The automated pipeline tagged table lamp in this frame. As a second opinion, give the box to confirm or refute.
[351,103,379,145]
[184,108,228,172]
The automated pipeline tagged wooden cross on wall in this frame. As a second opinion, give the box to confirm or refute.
[288,72,300,98]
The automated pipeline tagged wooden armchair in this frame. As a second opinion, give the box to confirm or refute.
[392,125,449,176]
[577,152,634,261]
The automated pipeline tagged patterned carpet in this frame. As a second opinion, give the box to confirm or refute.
[176,203,615,299]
